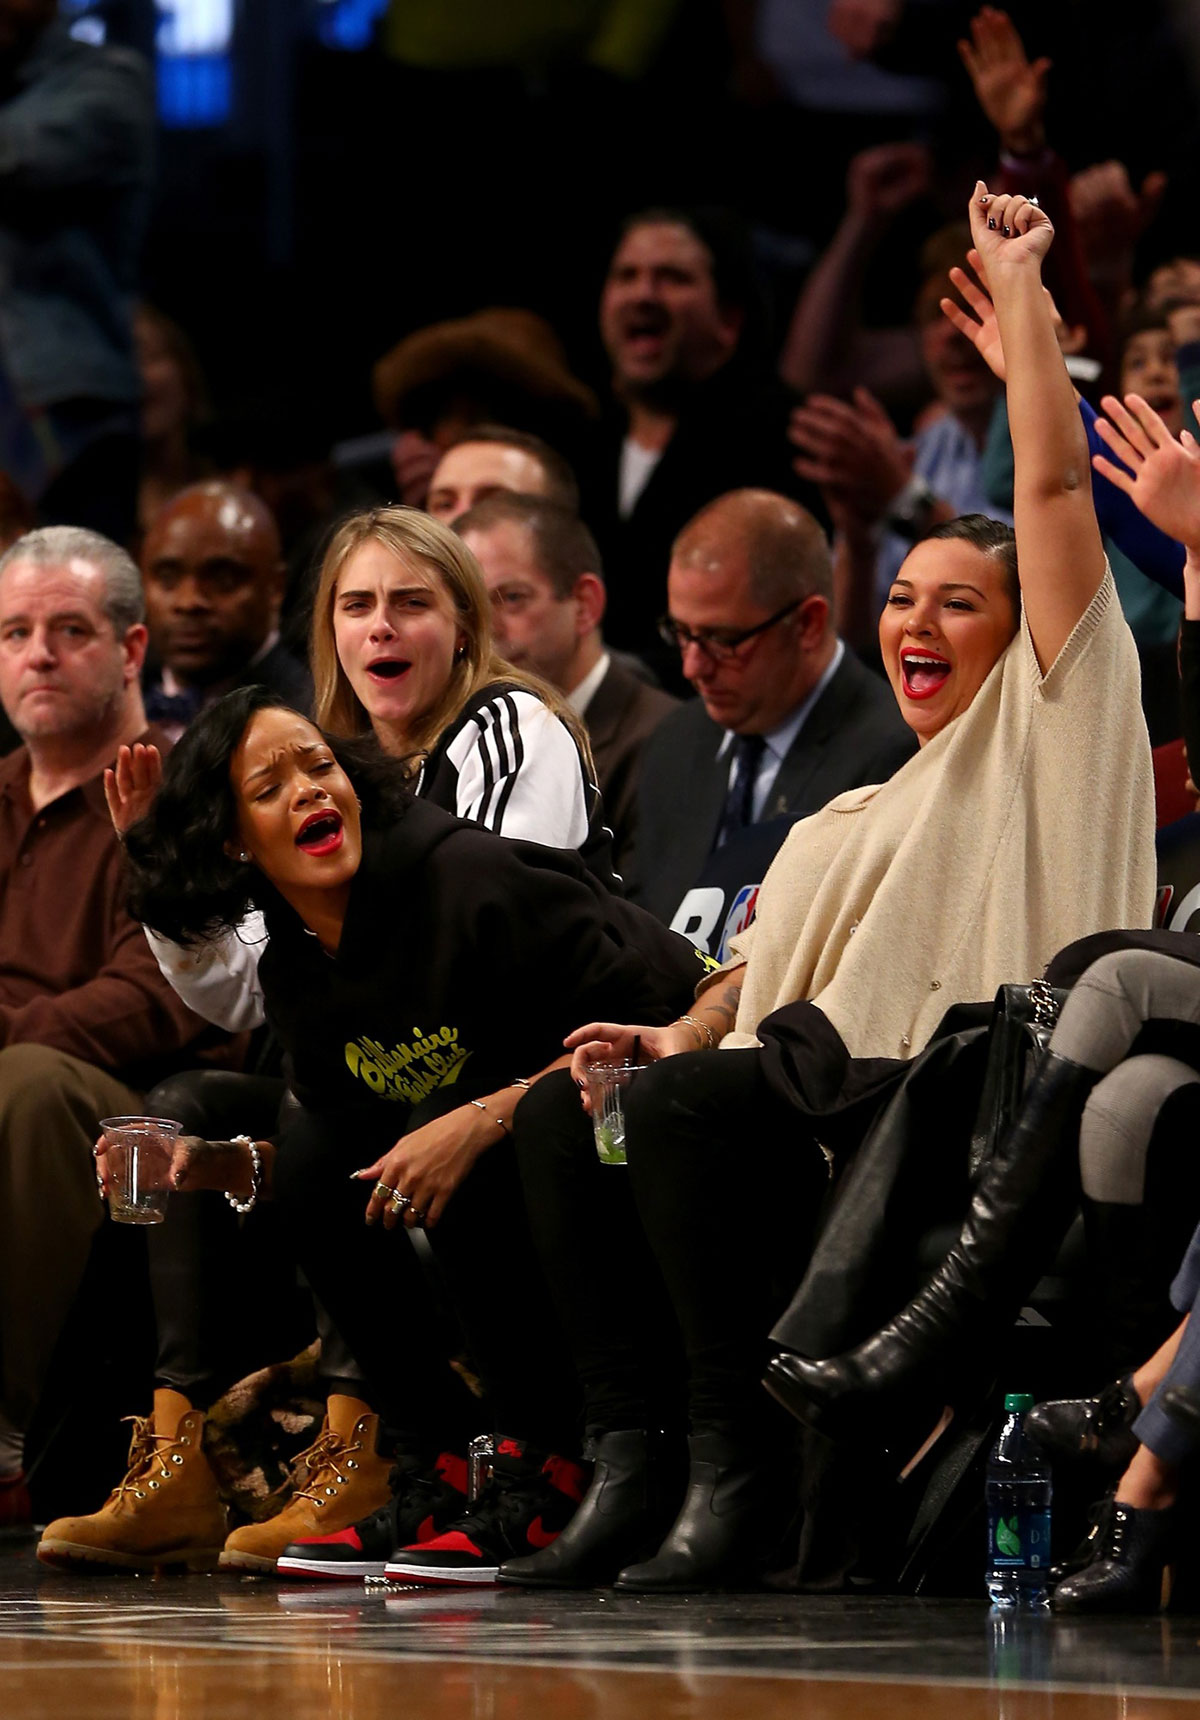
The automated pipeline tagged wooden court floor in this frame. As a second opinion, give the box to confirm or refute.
[4,1541,1200,1719]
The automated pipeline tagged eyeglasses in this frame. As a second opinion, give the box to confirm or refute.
[657,598,803,663]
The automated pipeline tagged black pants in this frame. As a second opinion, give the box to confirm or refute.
[514,1055,828,1438]
[271,1096,579,1453]
[144,1069,308,1411]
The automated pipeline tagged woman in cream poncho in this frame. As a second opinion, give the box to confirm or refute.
[497,187,1156,1598]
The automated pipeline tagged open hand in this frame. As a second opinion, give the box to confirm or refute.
[941,247,1079,381]
[1092,393,1200,549]
[1068,162,1167,276]
[828,0,902,59]
[103,742,163,838]
[355,1105,493,1231]
[789,388,912,522]
[958,7,1050,156]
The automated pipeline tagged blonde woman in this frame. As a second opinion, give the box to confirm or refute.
[111,507,614,1027]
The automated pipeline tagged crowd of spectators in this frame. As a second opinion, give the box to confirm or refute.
[5,0,1200,1613]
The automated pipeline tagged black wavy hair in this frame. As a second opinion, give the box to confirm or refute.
[925,514,1021,623]
[124,684,412,947]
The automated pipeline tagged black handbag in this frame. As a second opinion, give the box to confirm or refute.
[967,978,1069,1180]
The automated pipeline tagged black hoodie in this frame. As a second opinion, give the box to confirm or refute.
[258,796,712,1121]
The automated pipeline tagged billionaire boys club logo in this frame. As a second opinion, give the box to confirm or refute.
[344,1025,471,1103]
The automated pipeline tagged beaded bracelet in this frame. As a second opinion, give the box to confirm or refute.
[677,1013,718,1051]
[226,1135,262,1215]
[469,1099,510,1135]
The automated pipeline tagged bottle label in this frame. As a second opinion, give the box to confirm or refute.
[990,1509,1051,1569]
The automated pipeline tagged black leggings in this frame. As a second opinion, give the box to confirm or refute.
[513,1053,828,1437]
[271,1096,579,1453]
[145,1070,306,1410]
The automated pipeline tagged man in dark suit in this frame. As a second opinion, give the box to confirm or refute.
[579,207,822,674]
[455,491,676,874]
[141,481,312,734]
[630,488,915,929]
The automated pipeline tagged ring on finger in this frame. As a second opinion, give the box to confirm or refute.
[409,1208,426,1227]
[374,1180,397,1200]
[389,1190,412,1213]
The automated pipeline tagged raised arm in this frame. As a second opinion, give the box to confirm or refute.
[974,184,1105,670]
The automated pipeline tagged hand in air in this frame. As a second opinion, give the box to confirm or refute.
[969,182,1054,274]
[846,142,932,228]
[1092,393,1200,549]
[788,388,912,523]
[103,742,162,838]
[355,1105,493,1232]
[958,7,1050,155]
[940,247,1081,383]
[564,1022,694,1112]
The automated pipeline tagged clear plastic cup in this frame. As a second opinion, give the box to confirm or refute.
[100,1115,182,1224]
[586,1062,648,1166]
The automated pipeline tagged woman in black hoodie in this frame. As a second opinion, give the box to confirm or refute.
[75,687,707,1584]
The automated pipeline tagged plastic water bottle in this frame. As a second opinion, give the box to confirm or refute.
[986,1392,1052,1608]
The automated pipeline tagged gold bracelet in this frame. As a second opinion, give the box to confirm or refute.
[469,1099,510,1134]
[677,1013,717,1051]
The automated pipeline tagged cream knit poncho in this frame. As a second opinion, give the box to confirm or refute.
[723,566,1156,1061]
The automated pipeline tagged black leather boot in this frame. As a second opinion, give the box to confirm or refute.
[496,1430,668,1589]
[613,1430,770,1594]
[1052,1501,1177,1612]
[765,1053,1095,1436]
[1025,1378,1141,1475]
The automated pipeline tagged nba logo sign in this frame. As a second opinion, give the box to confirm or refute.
[717,884,760,963]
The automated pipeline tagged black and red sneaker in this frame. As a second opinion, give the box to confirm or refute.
[383,1436,586,1587]
[276,1452,468,1580]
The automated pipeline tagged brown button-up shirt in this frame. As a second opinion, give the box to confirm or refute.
[0,738,219,1087]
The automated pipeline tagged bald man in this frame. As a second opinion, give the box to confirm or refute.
[629,489,914,937]
[141,482,312,731]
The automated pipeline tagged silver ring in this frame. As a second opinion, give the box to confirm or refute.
[1027,195,1040,207]
[374,1180,396,1200]
[389,1190,412,1213]
[409,1208,426,1227]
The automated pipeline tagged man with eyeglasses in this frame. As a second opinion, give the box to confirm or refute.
[628,489,914,939]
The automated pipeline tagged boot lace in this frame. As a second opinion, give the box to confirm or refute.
[111,1415,191,1503]
[289,1427,365,1509]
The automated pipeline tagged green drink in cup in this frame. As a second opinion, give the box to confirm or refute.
[586,1058,647,1166]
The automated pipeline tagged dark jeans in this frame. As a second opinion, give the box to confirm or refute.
[513,1055,829,1438]
[271,1094,579,1453]
[144,1070,307,1411]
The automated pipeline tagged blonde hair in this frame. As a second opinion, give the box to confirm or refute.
[310,506,594,771]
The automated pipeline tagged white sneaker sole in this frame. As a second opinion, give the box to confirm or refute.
[276,1554,385,1581]
[382,1560,499,1586]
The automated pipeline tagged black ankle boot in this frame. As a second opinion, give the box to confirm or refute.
[764,1052,1095,1436]
[1025,1378,1141,1474]
[497,1430,668,1589]
[1052,1501,1177,1613]
[613,1430,770,1594]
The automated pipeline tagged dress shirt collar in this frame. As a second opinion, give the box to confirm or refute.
[716,637,845,763]
[567,651,610,717]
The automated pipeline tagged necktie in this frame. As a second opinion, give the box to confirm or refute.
[716,732,767,848]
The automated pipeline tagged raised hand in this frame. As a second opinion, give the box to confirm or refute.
[788,387,913,522]
[103,741,163,838]
[846,142,933,228]
[941,246,1080,382]
[1092,393,1200,550]
[969,182,1054,276]
[1068,162,1167,282]
[958,7,1051,157]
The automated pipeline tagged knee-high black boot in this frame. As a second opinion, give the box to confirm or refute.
[764,1053,1095,1435]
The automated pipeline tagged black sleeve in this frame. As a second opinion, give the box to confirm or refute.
[466,839,710,1032]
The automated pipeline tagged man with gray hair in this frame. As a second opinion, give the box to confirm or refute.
[630,488,915,939]
[0,527,220,1526]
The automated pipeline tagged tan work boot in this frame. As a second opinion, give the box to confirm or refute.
[37,1388,227,1572]
[220,1394,392,1573]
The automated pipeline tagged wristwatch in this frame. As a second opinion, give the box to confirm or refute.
[885,474,938,541]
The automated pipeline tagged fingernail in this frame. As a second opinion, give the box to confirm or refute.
[988,218,996,229]
[1003,225,1011,236]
